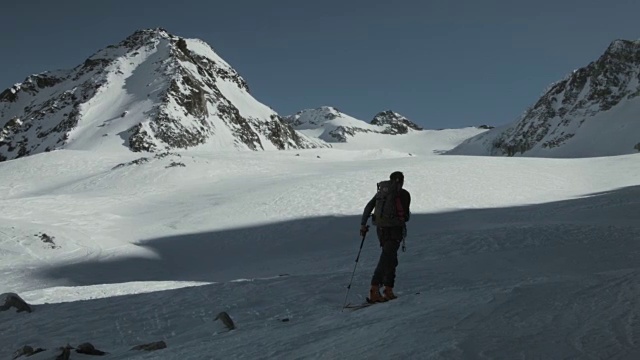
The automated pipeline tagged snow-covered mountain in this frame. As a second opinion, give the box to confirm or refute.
[283,106,423,142]
[448,39,640,158]
[0,28,326,162]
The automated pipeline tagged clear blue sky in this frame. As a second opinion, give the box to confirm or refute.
[1,0,639,128]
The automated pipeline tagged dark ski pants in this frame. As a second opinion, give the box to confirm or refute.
[371,226,403,288]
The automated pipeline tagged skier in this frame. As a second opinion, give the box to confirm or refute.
[360,171,411,302]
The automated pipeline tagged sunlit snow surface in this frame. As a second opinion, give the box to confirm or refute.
[1,129,639,359]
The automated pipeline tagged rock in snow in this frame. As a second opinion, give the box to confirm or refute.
[130,341,167,352]
[0,293,32,313]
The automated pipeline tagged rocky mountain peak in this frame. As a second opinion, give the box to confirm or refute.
[603,39,640,58]
[0,29,326,162]
[371,110,423,134]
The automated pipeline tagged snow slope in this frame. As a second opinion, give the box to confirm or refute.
[448,95,640,158]
[1,133,640,358]
[329,126,488,156]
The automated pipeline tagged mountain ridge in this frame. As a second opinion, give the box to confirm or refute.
[447,38,640,158]
[283,106,423,143]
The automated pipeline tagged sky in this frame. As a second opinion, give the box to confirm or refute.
[1,0,639,129]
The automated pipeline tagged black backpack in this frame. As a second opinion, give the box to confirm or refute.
[373,180,405,227]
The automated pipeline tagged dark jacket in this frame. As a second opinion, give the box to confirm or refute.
[361,188,411,226]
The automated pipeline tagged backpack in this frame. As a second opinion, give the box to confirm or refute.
[372,180,406,227]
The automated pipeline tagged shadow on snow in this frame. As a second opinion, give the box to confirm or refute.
[12,186,640,359]
[34,186,640,287]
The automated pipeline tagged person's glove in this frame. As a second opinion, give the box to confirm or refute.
[360,225,369,237]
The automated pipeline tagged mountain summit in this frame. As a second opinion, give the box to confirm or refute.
[448,39,640,158]
[0,28,325,162]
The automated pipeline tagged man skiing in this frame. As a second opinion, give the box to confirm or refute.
[360,171,411,303]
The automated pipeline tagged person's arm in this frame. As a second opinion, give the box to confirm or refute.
[361,196,376,225]
[402,190,411,222]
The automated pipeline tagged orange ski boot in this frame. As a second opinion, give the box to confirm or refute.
[383,286,397,301]
[367,285,386,303]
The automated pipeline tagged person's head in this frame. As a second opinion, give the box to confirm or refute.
[389,171,404,186]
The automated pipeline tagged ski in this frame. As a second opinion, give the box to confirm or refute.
[343,297,390,310]
[343,292,416,311]
[343,302,374,310]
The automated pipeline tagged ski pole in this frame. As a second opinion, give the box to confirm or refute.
[342,226,368,310]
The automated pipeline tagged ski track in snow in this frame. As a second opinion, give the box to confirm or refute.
[1,140,640,358]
